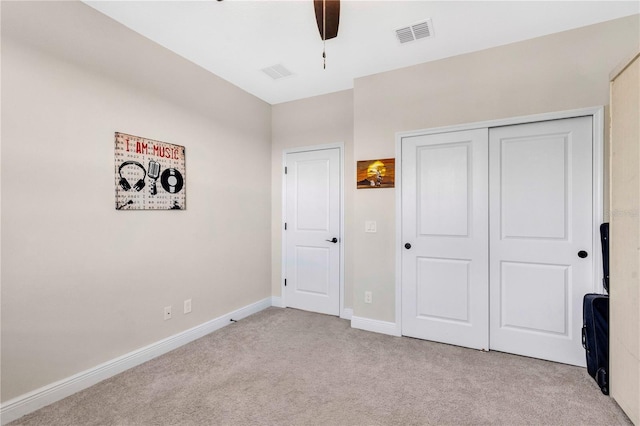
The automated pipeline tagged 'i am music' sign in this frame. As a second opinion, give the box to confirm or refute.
[114,132,186,210]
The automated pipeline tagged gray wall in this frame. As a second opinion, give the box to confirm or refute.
[1,2,272,401]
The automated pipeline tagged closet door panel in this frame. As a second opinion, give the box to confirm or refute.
[489,116,593,366]
[401,129,489,350]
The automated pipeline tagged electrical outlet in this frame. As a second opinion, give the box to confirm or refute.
[184,299,192,314]
[164,305,172,320]
[364,291,373,304]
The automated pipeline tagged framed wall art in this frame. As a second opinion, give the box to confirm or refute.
[357,158,395,189]
[114,132,186,210]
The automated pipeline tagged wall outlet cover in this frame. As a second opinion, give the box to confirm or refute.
[365,221,377,233]
[364,291,373,304]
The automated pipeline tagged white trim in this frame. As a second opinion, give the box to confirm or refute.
[395,106,606,334]
[271,296,284,308]
[351,316,401,337]
[341,308,353,320]
[395,135,404,338]
[281,148,288,307]
[281,143,345,316]
[0,297,272,425]
[339,146,345,318]
[592,108,605,294]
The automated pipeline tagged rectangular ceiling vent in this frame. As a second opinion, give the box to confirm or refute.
[261,64,293,80]
[396,19,434,44]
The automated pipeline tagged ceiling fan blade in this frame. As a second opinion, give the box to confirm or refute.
[314,0,340,40]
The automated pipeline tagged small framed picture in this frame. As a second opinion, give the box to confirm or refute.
[357,158,395,189]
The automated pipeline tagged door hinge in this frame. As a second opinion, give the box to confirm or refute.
[284,223,287,230]
[284,279,287,287]
[284,166,288,174]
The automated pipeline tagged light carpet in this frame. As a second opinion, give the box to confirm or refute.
[9,307,631,425]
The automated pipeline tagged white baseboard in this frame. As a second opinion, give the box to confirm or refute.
[0,297,272,425]
[341,308,353,320]
[271,296,284,308]
[351,315,401,337]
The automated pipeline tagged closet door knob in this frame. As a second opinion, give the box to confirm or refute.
[578,250,588,258]
[405,243,412,249]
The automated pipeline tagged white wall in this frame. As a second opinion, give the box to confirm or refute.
[352,15,640,323]
[1,2,271,402]
[271,91,354,311]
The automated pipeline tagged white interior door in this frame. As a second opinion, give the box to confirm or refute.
[489,116,593,366]
[401,129,489,350]
[284,148,340,316]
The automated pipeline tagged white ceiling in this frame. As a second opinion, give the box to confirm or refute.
[83,1,639,105]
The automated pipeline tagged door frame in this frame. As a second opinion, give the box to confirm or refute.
[281,142,345,318]
[395,106,605,336]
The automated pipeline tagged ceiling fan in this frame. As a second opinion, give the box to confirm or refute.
[314,0,340,69]
[218,0,340,69]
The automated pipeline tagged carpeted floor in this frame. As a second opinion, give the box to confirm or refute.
[9,307,631,425]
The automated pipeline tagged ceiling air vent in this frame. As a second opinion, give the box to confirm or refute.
[261,64,293,80]
[396,19,434,44]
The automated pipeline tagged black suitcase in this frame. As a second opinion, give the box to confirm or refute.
[582,294,609,394]
[600,223,609,293]
[581,222,610,395]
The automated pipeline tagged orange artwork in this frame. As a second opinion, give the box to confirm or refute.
[357,158,395,189]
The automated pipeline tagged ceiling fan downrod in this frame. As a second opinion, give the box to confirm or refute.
[323,0,326,69]
[314,0,340,69]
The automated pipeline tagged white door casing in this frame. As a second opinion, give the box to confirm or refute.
[489,116,593,366]
[284,148,341,316]
[401,129,489,350]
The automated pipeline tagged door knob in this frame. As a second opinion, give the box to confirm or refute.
[326,237,338,243]
[405,243,412,249]
[578,250,588,258]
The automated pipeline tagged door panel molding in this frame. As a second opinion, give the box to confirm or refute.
[395,106,604,359]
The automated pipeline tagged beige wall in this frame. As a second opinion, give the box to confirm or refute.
[1,2,271,401]
[610,52,640,425]
[3,0,640,413]
[271,91,354,311]
[352,15,640,322]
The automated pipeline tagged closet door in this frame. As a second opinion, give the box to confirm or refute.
[401,129,489,350]
[489,117,593,366]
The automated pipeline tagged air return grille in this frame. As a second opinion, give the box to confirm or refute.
[396,19,434,44]
[261,64,293,80]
